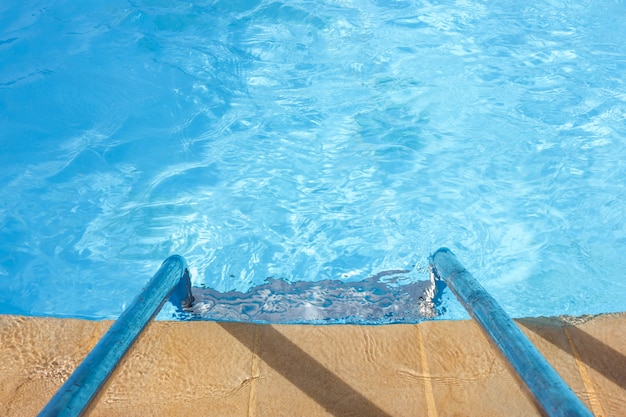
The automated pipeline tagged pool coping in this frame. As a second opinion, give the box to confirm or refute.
[1,312,624,416]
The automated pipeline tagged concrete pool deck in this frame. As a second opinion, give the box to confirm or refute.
[0,313,624,416]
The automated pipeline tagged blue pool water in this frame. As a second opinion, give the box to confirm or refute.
[1,1,625,322]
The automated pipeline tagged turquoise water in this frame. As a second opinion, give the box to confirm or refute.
[1,1,625,322]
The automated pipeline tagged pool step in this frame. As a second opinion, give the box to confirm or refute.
[0,313,624,416]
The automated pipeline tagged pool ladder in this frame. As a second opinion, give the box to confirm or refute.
[38,250,593,417]
[430,248,593,417]
[38,255,194,417]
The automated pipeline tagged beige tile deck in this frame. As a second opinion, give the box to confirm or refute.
[1,313,624,416]
[250,324,425,417]
[418,319,537,417]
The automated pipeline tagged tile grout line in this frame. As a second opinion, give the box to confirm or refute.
[247,325,261,417]
[416,325,438,417]
[563,326,605,417]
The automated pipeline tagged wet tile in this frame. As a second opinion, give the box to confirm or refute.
[419,320,539,417]
[516,317,589,409]
[566,314,626,417]
[252,324,426,417]
[88,321,255,417]
[0,316,101,417]
[2,314,625,416]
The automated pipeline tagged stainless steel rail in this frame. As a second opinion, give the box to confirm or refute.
[430,247,593,417]
[38,255,194,417]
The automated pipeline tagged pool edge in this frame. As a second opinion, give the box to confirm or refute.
[1,312,624,416]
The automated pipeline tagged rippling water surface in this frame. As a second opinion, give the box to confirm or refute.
[1,0,625,321]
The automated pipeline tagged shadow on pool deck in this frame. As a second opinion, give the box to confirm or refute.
[0,312,624,416]
[219,323,394,417]
[521,317,626,389]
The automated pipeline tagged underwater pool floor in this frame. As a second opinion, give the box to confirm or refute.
[1,313,624,416]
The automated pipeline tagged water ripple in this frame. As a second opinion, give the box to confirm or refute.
[1,0,626,320]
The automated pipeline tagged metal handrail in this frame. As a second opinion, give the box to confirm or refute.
[430,248,593,417]
[38,255,194,417]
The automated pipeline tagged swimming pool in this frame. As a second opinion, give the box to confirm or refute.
[1,0,625,323]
